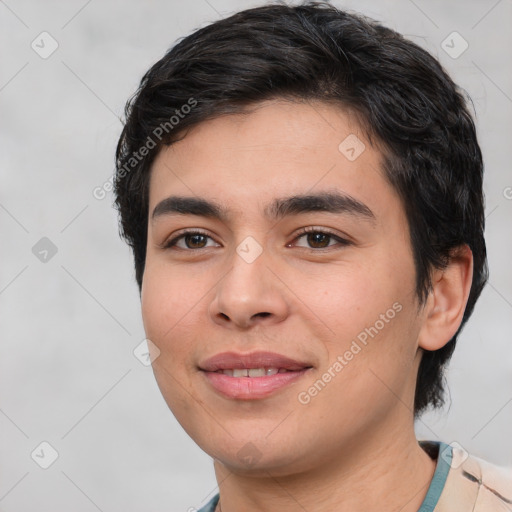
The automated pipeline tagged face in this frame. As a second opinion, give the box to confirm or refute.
[141,99,425,475]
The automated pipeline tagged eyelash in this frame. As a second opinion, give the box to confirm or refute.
[162,227,352,252]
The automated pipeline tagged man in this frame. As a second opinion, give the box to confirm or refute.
[113,2,512,510]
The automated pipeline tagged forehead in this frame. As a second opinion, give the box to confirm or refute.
[147,99,399,223]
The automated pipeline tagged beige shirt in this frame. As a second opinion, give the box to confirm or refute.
[433,442,512,511]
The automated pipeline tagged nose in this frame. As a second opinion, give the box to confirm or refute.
[208,245,290,330]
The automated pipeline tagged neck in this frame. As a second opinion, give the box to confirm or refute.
[212,411,436,512]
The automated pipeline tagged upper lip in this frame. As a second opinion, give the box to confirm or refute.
[199,351,312,372]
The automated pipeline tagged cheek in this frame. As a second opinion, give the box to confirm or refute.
[292,249,418,381]
[300,302,420,424]
[290,259,397,341]
[141,261,209,360]
[140,263,206,412]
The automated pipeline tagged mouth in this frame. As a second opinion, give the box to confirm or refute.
[199,351,313,400]
[214,367,297,377]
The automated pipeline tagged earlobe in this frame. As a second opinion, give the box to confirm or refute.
[418,245,474,352]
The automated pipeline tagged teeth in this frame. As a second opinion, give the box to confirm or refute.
[248,368,266,377]
[218,367,285,377]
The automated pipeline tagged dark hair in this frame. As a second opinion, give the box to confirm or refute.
[114,1,488,416]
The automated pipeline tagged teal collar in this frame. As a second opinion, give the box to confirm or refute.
[417,441,452,511]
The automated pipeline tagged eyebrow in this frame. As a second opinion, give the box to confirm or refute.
[151,191,375,224]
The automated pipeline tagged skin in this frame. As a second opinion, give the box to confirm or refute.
[141,99,473,511]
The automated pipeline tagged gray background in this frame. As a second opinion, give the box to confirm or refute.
[1,0,511,510]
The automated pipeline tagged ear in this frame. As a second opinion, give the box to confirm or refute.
[418,245,474,351]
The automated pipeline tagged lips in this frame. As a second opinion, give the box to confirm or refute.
[199,351,312,372]
[199,351,313,400]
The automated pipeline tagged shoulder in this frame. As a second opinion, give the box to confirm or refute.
[436,443,512,511]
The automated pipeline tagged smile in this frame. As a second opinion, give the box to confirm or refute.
[215,367,295,377]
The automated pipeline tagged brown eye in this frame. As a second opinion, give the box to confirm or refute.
[306,232,331,248]
[184,233,208,248]
[164,231,219,250]
[291,228,352,250]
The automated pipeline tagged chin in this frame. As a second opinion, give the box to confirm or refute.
[196,429,314,475]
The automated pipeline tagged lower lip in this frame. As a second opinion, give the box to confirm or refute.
[202,369,310,400]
